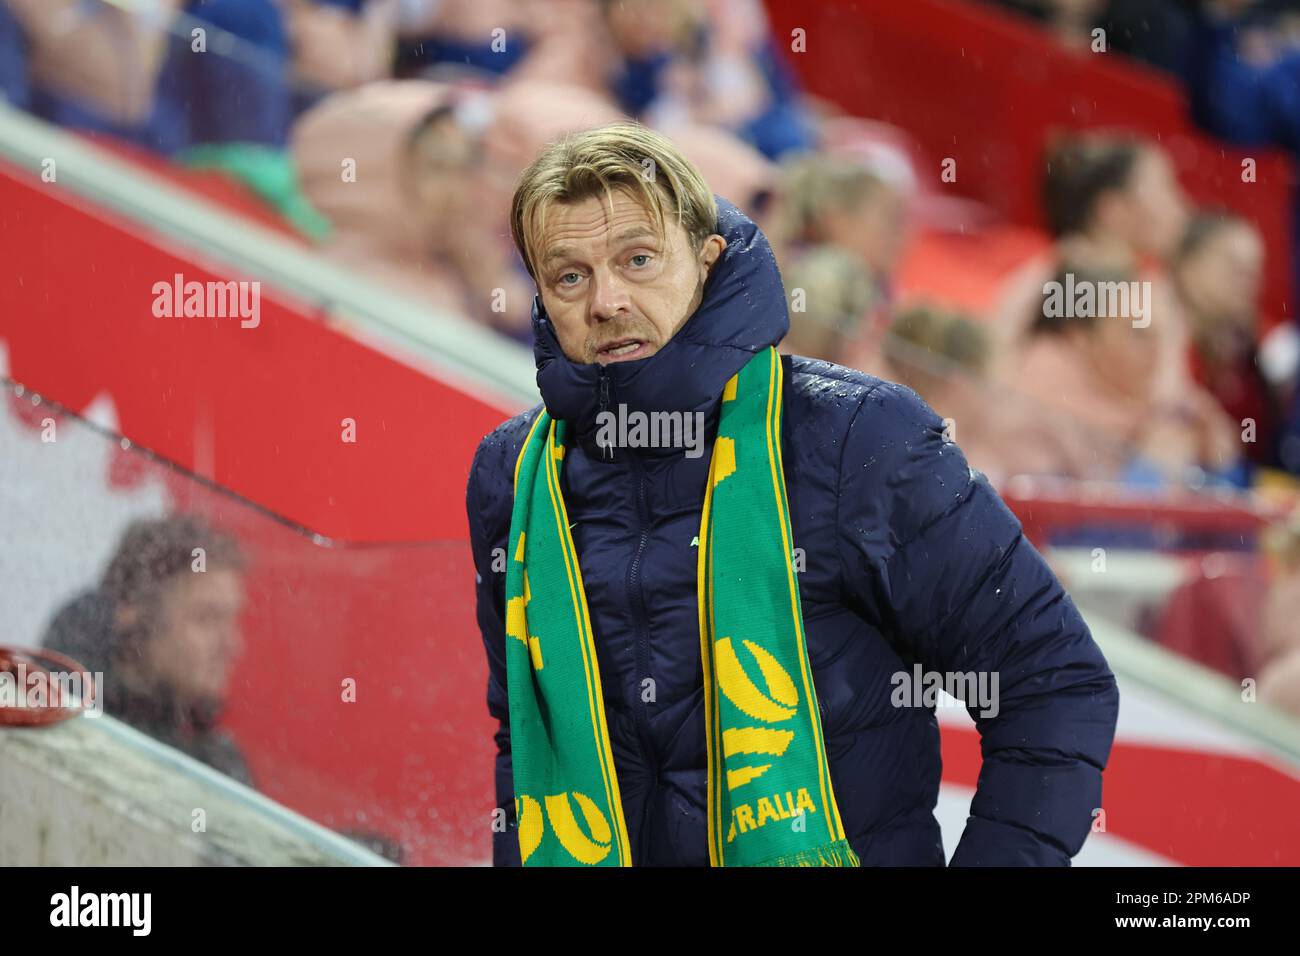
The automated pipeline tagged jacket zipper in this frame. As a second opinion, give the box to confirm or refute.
[626,445,660,861]
[596,365,657,858]
[598,368,612,459]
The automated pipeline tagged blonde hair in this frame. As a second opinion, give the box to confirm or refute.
[783,246,877,361]
[774,154,886,246]
[509,120,719,281]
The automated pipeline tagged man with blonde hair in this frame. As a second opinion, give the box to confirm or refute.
[466,120,1119,867]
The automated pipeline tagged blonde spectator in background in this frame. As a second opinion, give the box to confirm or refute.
[285,0,399,94]
[768,154,912,375]
[778,245,878,366]
[769,153,910,296]
[884,305,990,406]
[883,303,1088,485]
[6,0,180,128]
[292,80,533,333]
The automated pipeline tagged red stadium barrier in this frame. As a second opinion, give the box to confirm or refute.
[0,163,506,543]
[999,478,1280,549]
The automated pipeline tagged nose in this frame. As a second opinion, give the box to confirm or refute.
[589,265,632,323]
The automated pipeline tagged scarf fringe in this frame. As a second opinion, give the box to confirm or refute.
[746,840,861,867]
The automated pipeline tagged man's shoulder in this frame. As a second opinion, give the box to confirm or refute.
[469,403,546,480]
[784,354,988,543]
[784,354,941,437]
[465,403,546,539]
[785,354,888,402]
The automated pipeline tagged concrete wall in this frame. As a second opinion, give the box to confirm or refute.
[0,714,391,866]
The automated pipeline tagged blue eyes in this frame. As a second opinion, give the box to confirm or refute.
[556,255,652,289]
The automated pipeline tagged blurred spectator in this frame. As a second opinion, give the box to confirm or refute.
[157,0,293,149]
[40,514,253,787]
[0,1,29,108]
[395,0,531,79]
[501,0,618,93]
[982,0,1194,75]
[1258,507,1300,717]
[142,0,340,237]
[769,153,910,301]
[883,302,1089,483]
[766,152,916,377]
[480,79,625,224]
[985,131,1251,486]
[284,0,399,109]
[659,121,777,221]
[1188,0,1300,472]
[293,80,533,335]
[780,245,879,364]
[397,0,616,93]
[993,133,1190,357]
[1006,260,1241,484]
[885,304,991,400]
[1173,209,1284,469]
[599,0,816,159]
[5,0,180,144]
[1,1,327,235]
[1187,1,1300,286]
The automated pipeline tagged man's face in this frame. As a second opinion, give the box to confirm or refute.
[536,188,725,365]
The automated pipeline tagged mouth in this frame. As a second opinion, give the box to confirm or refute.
[594,338,650,364]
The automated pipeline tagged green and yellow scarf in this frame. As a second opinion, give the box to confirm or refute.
[504,346,858,867]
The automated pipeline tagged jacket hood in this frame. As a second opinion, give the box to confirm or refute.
[532,195,790,459]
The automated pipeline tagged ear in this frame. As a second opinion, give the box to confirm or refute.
[699,233,727,273]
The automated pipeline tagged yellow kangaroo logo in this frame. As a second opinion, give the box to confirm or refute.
[716,637,799,791]
[545,792,613,865]
[716,637,798,722]
[516,791,614,865]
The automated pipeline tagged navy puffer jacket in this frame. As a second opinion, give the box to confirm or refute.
[466,196,1120,866]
